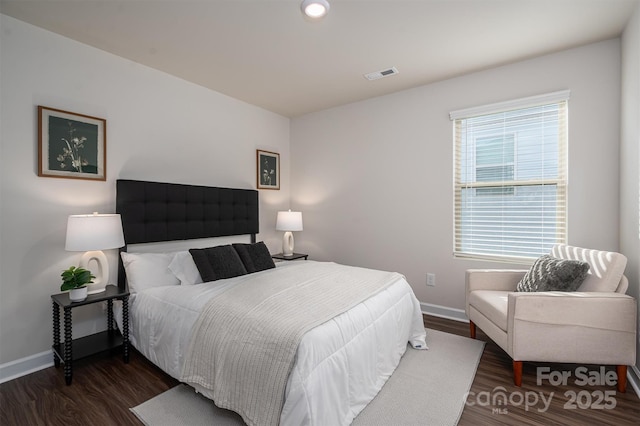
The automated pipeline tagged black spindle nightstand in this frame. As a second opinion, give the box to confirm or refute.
[51,284,129,385]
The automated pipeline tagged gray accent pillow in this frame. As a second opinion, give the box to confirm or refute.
[189,245,247,282]
[517,254,590,292]
[232,242,276,274]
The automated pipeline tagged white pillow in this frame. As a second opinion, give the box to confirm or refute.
[120,252,181,293]
[168,251,203,285]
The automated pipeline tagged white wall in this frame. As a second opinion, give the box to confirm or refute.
[620,2,640,383]
[291,39,622,312]
[0,15,290,365]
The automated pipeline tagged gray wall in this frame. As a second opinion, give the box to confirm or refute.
[0,15,290,366]
[291,39,622,312]
[620,2,640,384]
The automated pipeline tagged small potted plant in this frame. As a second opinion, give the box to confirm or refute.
[61,266,95,302]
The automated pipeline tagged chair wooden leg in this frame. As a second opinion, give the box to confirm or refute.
[616,365,627,393]
[469,321,476,339]
[513,361,523,387]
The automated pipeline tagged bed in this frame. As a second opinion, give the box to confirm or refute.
[115,179,427,426]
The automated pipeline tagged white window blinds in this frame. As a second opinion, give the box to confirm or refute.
[451,91,569,262]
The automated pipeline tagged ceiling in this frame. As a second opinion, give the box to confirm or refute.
[1,0,637,117]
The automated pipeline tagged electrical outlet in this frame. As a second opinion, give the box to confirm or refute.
[426,273,436,287]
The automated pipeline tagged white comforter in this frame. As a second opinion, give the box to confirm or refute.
[124,261,427,425]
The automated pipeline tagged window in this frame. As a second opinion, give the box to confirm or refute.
[475,134,515,196]
[451,91,569,261]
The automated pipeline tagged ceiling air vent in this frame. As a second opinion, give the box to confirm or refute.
[364,67,399,81]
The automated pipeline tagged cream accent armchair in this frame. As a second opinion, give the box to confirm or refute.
[465,244,637,392]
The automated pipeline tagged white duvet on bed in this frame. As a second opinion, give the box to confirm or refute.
[121,261,426,425]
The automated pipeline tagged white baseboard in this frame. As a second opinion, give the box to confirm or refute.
[0,350,53,384]
[421,302,468,323]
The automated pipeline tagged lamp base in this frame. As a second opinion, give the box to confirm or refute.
[79,250,109,294]
[282,231,295,256]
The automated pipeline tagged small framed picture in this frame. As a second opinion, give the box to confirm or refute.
[38,106,106,181]
[257,149,280,190]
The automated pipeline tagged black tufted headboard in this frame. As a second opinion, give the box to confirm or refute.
[116,179,259,290]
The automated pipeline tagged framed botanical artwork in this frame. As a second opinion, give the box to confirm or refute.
[38,106,106,181]
[256,149,280,190]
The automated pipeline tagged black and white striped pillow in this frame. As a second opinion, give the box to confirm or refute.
[517,255,590,292]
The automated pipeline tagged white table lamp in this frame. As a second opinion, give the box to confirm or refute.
[65,212,125,294]
[276,210,303,256]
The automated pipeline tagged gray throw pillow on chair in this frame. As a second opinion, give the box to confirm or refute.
[517,254,590,292]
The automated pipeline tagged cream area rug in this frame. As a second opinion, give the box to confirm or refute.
[131,328,485,426]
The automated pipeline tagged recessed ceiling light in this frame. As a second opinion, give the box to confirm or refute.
[301,0,330,19]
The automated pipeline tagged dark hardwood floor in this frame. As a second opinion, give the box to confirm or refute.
[1,315,638,425]
[437,315,640,426]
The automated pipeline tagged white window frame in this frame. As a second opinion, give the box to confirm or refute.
[450,90,569,262]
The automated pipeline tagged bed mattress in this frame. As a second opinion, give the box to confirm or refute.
[121,261,427,425]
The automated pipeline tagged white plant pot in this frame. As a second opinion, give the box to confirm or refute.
[69,287,88,302]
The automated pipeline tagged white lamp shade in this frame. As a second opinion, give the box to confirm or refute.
[276,211,303,232]
[65,213,125,251]
[65,213,124,294]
